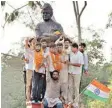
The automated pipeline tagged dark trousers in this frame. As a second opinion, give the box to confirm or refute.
[32,70,46,101]
[23,67,26,99]
[43,98,63,108]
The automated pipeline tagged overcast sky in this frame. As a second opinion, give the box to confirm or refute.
[1,0,112,61]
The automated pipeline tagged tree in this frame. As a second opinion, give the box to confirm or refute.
[1,1,45,30]
[80,27,105,87]
[106,12,112,28]
[72,1,87,43]
[1,1,56,30]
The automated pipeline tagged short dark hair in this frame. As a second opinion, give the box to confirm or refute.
[64,38,71,42]
[57,43,63,47]
[72,43,78,49]
[79,43,86,48]
[50,70,59,78]
[35,43,41,46]
[52,70,59,75]
[40,38,47,43]
[49,43,56,48]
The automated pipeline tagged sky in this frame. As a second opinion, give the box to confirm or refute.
[0,0,112,61]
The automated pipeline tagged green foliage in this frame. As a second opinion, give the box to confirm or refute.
[28,1,36,9]
[1,1,5,6]
[84,28,105,65]
[106,12,112,28]
[5,12,9,21]
[81,70,112,108]
[2,1,44,29]
[80,28,112,108]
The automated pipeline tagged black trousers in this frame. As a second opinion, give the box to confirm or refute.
[23,67,26,99]
[31,70,46,101]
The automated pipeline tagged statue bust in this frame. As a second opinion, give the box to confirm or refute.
[35,3,64,42]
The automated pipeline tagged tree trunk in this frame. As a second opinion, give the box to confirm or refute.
[77,18,81,43]
[72,1,87,44]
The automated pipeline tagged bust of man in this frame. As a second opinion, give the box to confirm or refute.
[35,3,64,42]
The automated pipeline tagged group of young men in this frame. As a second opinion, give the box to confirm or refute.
[22,37,88,108]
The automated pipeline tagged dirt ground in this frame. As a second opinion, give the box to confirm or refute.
[1,56,26,108]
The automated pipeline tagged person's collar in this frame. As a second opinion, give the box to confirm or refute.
[45,19,53,23]
[42,47,47,52]
[73,50,78,54]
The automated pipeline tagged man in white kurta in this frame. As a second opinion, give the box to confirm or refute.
[67,43,84,108]
[57,43,69,104]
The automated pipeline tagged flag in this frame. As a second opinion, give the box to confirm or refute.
[83,79,110,102]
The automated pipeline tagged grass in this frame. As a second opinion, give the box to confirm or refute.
[1,57,26,108]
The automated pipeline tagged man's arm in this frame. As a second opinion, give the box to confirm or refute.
[24,38,29,49]
[46,56,51,82]
[55,35,64,44]
[84,53,88,72]
[68,62,82,67]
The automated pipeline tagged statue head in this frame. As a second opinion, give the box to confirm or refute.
[41,3,53,22]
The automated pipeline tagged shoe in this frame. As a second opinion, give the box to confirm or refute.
[31,100,36,103]
[37,101,41,103]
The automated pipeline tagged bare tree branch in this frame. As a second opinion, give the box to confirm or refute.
[76,1,79,15]
[36,1,42,8]
[79,1,87,17]
[2,3,28,28]
[27,8,35,26]
[6,1,15,9]
[72,1,78,23]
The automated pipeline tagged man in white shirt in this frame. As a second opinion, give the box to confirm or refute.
[79,43,88,74]
[67,43,84,108]
[79,43,89,93]
[57,43,68,104]
[31,43,46,103]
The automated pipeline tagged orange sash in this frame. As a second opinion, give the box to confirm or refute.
[34,49,44,71]
[50,52,62,72]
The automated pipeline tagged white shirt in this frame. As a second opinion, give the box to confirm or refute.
[64,46,71,55]
[24,48,34,70]
[83,52,88,71]
[69,51,84,74]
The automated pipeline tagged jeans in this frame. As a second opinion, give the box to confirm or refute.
[43,98,63,108]
[31,70,46,101]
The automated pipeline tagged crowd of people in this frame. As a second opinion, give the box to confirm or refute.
[22,36,88,108]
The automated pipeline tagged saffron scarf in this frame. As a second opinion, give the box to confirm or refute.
[34,49,44,71]
[50,52,62,72]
